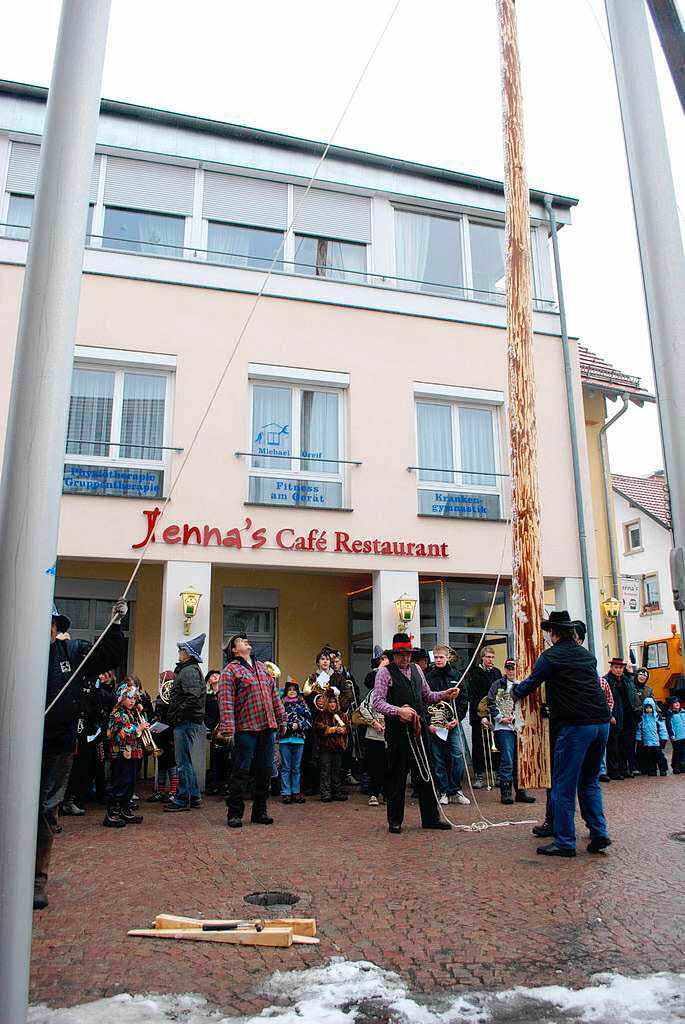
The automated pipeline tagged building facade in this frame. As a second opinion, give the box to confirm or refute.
[0,81,599,689]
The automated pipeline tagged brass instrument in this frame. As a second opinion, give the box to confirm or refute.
[158,677,173,704]
[264,661,281,682]
[427,701,456,730]
[477,695,498,753]
[494,687,516,728]
[136,711,161,757]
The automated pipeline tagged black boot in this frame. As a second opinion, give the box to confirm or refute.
[515,788,536,803]
[532,820,554,837]
[500,782,514,805]
[103,805,127,828]
[120,804,144,824]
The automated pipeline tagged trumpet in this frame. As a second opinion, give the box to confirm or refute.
[136,711,161,757]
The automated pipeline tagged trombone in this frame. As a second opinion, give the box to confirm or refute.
[477,695,498,790]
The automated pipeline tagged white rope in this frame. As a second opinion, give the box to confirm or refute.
[46,1,402,716]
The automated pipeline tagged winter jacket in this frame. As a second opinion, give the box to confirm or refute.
[107,704,143,760]
[44,626,125,755]
[281,696,312,743]
[467,664,501,723]
[668,709,685,742]
[358,689,385,743]
[487,678,518,732]
[605,672,635,731]
[636,698,668,746]
[204,692,220,731]
[315,708,349,751]
[330,668,359,713]
[167,659,206,727]
[632,681,654,714]
[426,663,468,721]
[514,638,609,727]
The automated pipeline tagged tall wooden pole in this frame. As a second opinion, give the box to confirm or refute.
[496,0,550,789]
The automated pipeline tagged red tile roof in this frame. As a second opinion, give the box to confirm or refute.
[612,472,671,530]
[579,346,655,404]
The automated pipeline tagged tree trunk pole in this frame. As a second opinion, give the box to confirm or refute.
[496,0,550,789]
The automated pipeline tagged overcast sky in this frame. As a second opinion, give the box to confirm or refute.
[1,0,682,476]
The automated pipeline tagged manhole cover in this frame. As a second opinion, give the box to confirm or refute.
[670,831,685,843]
[244,890,300,910]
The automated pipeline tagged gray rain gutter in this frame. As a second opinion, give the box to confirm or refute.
[599,394,631,656]
[544,195,596,655]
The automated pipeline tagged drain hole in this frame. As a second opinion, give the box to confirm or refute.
[244,890,300,910]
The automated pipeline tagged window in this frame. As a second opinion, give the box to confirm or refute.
[55,595,131,674]
[293,234,366,283]
[207,221,284,271]
[6,194,33,240]
[63,365,170,498]
[419,580,511,676]
[249,381,344,509]
[625,521,642,552]
[470,221,505,302]
[415,399,501,519]
[102,207,184,258]
[643,573,660,611]
[646,641,669,669]
[395,210,464,295]
[223,606,275,663]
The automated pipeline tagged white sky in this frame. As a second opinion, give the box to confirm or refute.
[1,0,683,476]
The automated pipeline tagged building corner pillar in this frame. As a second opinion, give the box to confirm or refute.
[372,570,421,651]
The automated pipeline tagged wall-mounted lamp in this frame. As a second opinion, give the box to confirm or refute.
[180,587,202,635]
[601,596,621,628]
[394,593,417,632]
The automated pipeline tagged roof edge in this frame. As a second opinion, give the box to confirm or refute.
[612,486,671,531]
[0,79,579,209]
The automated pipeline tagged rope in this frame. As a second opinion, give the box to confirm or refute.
[46,0,402,717]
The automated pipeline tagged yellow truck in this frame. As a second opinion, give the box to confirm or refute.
[639,626,685,706]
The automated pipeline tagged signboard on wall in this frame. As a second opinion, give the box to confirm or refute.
[64,464,163,499]
[418,490,501,520]
[622,576,640,613]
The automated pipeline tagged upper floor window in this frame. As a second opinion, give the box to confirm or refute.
[293,234,366,283]
[643,573,660,611]
[207,221,284,271]
[64,364,170,498]
[625,520,642,552]
[102,207,184,258]
[6,194,33,240]
[248,381,344,509]
[469,221,505,300]
[415,399,502,520]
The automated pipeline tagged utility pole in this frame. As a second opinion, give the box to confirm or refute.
[0,3,111,1021]
[645,0,685,115]
[605,0,685,642]
[496,0,550,789]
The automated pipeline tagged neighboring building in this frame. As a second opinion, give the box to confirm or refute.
[0,80,599,689]
[579,346,656,664]
[613,471,677,660]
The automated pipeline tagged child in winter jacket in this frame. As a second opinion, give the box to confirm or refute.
[666,698,685,774]
[315,690,349,802]
[279,681,312,803]
[635,697,669,776]
[104,682,147,827]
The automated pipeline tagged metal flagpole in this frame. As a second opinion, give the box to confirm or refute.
[496,0,550,789]
[0,3,111,1020]
[604,0,685,642]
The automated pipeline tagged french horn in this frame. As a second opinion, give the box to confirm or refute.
[158,677,173,704]
[264,661,281,682]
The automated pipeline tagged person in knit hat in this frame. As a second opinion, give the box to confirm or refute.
[163,633,206,812]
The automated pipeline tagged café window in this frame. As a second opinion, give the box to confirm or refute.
[248,381,344,509]
[63,364,170,498]
[415,399,502,520]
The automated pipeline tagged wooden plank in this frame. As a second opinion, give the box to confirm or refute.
[154,913,317,937]
[496,0,550,790]
[128,927,293,948]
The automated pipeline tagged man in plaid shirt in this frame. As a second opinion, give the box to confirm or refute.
[217,632,286,829]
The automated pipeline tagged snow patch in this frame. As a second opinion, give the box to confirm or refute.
[28,961,685,1024]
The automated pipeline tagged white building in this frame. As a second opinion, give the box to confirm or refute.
[613,471,677,659]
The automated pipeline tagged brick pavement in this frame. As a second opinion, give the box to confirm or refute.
[30,775,685,1013]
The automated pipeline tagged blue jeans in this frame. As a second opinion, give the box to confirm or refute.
[227,730,276,820]
[173,722,203,805]
[495,729,516,785]
[551,723,610,850]
[429,728,465,795]
[280,742,304,796]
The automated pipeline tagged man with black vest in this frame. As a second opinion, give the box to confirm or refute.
[513,610,611,858]
[372,633,460,834]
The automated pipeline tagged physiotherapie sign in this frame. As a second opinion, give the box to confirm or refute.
[132,507,449,559]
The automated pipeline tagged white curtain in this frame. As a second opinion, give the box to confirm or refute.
[120,373,165,460]
[252,385,292,469]
[66,369,114,456]
[395,210,431,289]
[417,403,453,483]
[469,222,506,301]
[300,390,339,472]
[7,194,33,241]
[208,222,254,268]
[459,407,495,486]
[103,208,184,257]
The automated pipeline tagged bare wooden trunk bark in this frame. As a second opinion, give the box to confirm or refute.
[496,0,550,789]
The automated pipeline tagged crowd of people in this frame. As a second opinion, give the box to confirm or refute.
[36,602,685,906]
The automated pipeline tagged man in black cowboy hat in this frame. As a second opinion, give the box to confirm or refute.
[513,610,612,858]
[372,633,461,834]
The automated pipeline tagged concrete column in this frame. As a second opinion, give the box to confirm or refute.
[372,570,421,650]
[160,560,212,790]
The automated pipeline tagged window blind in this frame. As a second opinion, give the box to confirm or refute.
[104,156,194,215]
[292,185,371,243]
[7,141,101,201]
[203,172,288,230]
